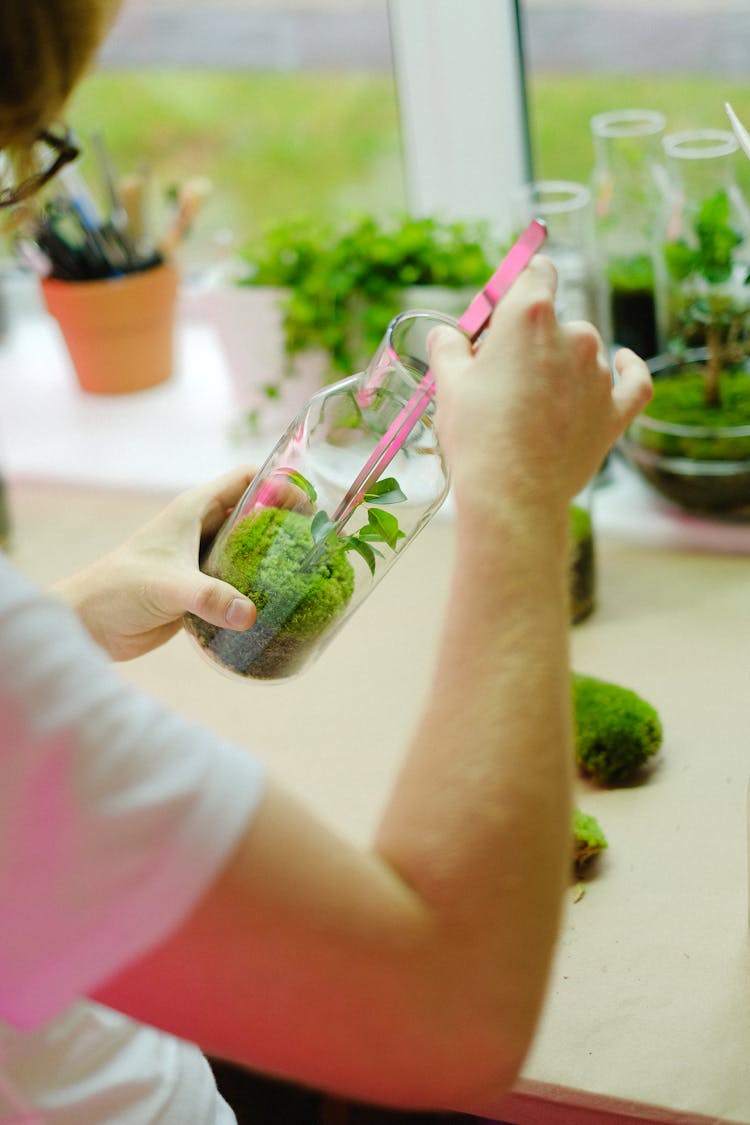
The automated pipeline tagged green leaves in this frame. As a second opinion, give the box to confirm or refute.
[343,508,406,575]
[665,189,743,285]
[311,510,335,542]
[357,507,404,550]
[302,475,408,577]
[281,469,318,503]
[296,472,407,576]
[363,477,407,505]
[242,212,501,379]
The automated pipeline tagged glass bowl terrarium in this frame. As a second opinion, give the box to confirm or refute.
[619,348,750,514]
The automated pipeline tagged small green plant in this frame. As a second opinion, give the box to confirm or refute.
[663,189,750,407]
[573,672,663,785]
[307,475,407,576]
[240,212,501,383]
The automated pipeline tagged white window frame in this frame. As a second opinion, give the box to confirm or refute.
[388,0,530,238]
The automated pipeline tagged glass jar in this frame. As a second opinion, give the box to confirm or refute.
[654,128,750,368]
[0,471,10,552]
[512,179,606,332]
[184,309,453,681]
[569,482,595,625]
[590,109,667,358]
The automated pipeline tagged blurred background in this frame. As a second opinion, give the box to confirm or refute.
[44,0,750,272]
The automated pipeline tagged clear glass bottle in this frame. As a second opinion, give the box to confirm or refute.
[569,481,596,625]
[654,128,750,365]
[0,471,11,552]
[184,309,453,681]
[512,179,606,332]
[590,108,667,358]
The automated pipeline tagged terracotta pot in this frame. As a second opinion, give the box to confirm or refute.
[41,263,178,394]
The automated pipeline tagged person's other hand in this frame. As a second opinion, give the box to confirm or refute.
[429,255,652,519]
[54,466,257,660]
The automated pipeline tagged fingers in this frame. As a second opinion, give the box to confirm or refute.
[612,348,653,427]
[180,464,257,539]
[495,254,559,318]
[429,254,560,372]
[480,254,560,355]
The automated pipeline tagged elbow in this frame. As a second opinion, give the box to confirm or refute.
[379,988,537,1113]
[425,1018,532,1113]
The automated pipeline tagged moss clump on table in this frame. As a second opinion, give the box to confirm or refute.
[572,808,608,878]
[638,367,750,460]
[186,507,355,680]
[573,672,663,786]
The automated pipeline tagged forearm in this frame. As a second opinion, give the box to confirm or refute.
[374,499,573,1066]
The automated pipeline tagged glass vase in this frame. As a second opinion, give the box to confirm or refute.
[590,109,667,359]
[654,128,750,369]
[184,309,453,682]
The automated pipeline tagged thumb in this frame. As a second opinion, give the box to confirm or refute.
[184,577,257,631]
[612,347,653,428]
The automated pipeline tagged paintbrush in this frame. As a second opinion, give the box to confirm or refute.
[159,176,212,258]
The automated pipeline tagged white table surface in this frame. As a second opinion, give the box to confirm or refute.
[4,284,750,1124]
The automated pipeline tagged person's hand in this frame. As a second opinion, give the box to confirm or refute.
[429,255,652,519]
[53,466,258,660]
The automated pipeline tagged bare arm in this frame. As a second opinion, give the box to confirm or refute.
[92,260,652,1111]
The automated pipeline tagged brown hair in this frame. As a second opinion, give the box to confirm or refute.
[0,0,114,178]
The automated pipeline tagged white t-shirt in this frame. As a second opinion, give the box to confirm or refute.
[0,556,267,1123]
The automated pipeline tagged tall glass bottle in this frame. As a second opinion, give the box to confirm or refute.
[0,471,10,551]
[590,108,667,359]
[654,128,750,368]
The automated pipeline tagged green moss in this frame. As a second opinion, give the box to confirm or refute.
[186,507,355,679]
[573,673,663,785]
[607,253,654,294]
[638,368,750,461]
[573,808,608,877]
[219,508,354,635]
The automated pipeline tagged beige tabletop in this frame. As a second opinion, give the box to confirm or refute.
[7,478,750,1125]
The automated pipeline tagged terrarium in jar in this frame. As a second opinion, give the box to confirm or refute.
[655,128,750,362]
[569,481,596,625]
[590,108,667,358]
[184,309,453,681]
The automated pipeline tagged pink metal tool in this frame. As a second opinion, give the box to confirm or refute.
[329,218,548,529]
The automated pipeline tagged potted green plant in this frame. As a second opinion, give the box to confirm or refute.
[230,212,502,430]
[620,188,750,513]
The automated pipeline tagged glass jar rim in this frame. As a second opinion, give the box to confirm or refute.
[662,128,738,161]
[590,108,667,139]
[513,179,592,215]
